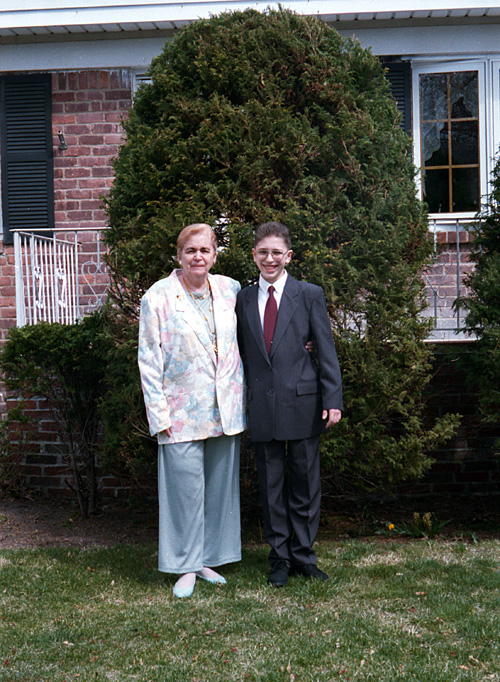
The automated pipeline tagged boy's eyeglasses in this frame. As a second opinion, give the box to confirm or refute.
[255,250,289,259]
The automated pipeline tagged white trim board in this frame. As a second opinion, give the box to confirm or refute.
[2,1,500,31]
[0,36,169,71]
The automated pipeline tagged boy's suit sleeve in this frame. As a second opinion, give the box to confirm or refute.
[310,287,343,411]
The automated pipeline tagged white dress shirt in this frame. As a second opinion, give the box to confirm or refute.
[257,271,288,328]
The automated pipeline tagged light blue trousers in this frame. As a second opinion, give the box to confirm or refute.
[157,434,241,574]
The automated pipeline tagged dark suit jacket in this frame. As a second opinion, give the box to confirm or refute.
[236,275,343,442]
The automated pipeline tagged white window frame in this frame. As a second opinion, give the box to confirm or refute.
[490,60,500,172]
[412,59,490,221]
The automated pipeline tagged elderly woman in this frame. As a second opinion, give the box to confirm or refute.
[138,223,246,598]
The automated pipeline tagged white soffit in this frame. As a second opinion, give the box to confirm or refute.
[2,1,500,35]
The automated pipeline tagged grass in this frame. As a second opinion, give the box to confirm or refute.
[1,539,500,681]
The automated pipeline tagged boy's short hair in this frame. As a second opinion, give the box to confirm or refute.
[254,222,291,250]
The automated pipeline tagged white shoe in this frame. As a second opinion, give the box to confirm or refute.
[196,567,227,585]
[173,573,196,598]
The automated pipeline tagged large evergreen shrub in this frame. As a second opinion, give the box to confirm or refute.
[103,8,459,491]
[457,161,500,423]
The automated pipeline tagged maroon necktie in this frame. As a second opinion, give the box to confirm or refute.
[263,285,278,355]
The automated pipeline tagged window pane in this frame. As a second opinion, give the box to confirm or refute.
[423,168,449,213]
[450,72,478,118]
[451,120,478,165]
[422,121,448,165]
[421,74,448,120]
[452,168,479,212]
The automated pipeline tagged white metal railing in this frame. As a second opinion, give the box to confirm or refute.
[422,218,474,341]
[12,222,471,337]
[13,228,109,326]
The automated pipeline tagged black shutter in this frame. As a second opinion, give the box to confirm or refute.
[383,61,412,134]
[0,74,54,244]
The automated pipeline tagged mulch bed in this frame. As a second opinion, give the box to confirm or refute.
[1,492,500,550]
[0,496,158,549]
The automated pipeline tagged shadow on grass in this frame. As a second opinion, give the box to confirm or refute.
[10,543,272,590]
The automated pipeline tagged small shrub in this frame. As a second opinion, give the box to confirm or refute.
[0,405,30,497]
[0,313,113,516]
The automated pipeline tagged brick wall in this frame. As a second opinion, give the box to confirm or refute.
[0,250,16,347]
[52,69,131,230]
[51,69,131,318]
[6,394,132,500]
[397,343,500,497]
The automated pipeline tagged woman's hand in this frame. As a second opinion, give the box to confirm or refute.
[160,427,173,438]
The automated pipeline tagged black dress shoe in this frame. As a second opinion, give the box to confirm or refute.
[293,563,329,581]
[267,560,291,587]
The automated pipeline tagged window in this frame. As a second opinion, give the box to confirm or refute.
[420,71,479,214]
[412,61,488,218]
[0,74,54,243]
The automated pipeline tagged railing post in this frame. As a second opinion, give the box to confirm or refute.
[52,231,58,323]
[430,219,438,324]
[74,231,81,320]
[14,231,26,327]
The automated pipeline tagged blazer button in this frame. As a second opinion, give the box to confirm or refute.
[267,389,274,395]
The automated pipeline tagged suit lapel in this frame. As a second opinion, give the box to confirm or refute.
[245,284,269,362]
[270,275,299,358]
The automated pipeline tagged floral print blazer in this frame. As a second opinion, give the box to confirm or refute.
[138,270,246,444]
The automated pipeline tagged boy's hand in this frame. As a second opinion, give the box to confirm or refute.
[322,409,342,428]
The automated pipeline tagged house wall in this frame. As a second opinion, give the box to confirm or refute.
[0,67,131,347]
[5,395,134,500]
[0,35,498,500]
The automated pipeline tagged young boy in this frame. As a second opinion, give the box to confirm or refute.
[236,221,343,586]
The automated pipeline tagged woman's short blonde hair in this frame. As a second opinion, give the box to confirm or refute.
[177,223,217,255]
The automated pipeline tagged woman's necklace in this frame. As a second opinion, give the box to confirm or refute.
[183,277,218,356]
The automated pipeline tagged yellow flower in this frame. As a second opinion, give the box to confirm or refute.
[388,523,395,531]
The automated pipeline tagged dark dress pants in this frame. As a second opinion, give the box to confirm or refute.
[254,435,321,566]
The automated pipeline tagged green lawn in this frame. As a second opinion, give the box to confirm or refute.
[1,539,500,681]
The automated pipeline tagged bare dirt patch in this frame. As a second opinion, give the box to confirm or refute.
[1,492,499,550]
[0,496,158,549]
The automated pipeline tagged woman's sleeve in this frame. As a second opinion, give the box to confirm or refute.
[138,292,172,436]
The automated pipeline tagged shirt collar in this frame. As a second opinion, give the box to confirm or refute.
[259,271,288,295]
